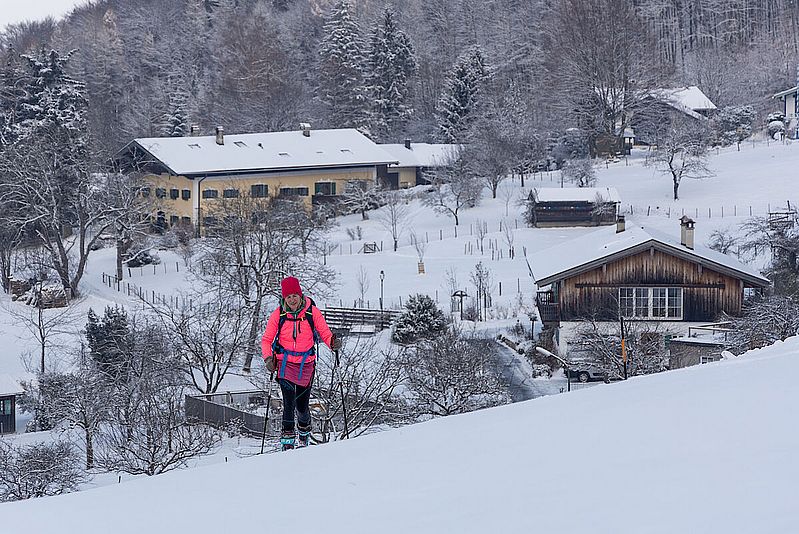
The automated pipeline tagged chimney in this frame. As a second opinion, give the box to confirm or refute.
[215,126,224,145]
[300,122,311,137]
[190,125,200,137]
[616,214,626,233]
[680,215,695,250]
[404,139,412,150]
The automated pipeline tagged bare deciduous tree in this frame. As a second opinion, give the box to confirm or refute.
[402,326,509,416]
[646,115,713,200]
[423,155,481,226]
[378,191,410,252]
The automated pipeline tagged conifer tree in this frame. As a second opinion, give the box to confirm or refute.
[366,9,417,141]
[392,294,447,345]
[319,0,369,129]
[436,46,491,143]
[85,306,134,381]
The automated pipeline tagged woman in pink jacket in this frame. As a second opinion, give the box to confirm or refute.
[261,276,340,450]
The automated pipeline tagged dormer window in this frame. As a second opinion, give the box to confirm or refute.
[234,141,247,148]
[340,148,352,154]
[278,152,290,157]
[188,143,201,149]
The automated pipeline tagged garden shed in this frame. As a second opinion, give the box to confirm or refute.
[529,187,621,227]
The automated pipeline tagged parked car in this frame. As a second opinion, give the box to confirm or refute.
[566,366,608,383]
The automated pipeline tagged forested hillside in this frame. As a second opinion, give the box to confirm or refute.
[1,0,797,160]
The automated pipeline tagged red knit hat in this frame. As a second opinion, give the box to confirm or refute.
[281,276,302,298]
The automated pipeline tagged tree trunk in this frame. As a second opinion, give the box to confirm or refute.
[85,427,94,469]
[116,239,125,281]
[393,238,398,252]
[673,177,679,200]
[242,296,264,372]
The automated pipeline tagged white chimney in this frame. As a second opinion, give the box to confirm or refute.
[616,215,625,233]
[300,122,311,137]
[215,126,224,145]
[680,215,695,250]
[190,125,200,136]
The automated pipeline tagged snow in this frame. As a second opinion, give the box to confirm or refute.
[0,374,23,396]
[535,186,621,203]
[130,129,398,176]
[660,85,718,111]
[3,336,798,533]
[0,0,88,28]
[380,142,460,168]
[528,221,770,287]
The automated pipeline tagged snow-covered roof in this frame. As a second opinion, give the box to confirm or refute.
[662,86,717,111]
[773,86,799,99]
[380,143,461,168]
[128,128,399,177]
[0,374,23,396]
[529,222,770,288]
[535,187,622,204]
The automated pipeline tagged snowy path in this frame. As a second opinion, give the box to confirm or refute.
[492,340,541,401]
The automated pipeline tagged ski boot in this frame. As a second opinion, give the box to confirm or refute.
[280,430,296,451]
[297,424,311,448]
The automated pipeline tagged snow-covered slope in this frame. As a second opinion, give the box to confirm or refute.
[4,337,798,533]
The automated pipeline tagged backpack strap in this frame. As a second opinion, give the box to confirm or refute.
[271,297,321,361]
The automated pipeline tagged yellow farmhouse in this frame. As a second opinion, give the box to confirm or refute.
[117,124,399,234]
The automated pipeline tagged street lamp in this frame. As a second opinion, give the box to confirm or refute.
[379,270,385,311]
[535,346,571,392]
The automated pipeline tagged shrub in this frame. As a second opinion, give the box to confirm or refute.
[392,294,448,344]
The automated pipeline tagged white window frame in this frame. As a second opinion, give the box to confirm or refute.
[619,287,683,320]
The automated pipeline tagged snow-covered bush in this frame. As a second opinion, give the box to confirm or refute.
[0,440,89,501]
[767,120,785,139]
[392,294,448,344]
[712,105,756,146]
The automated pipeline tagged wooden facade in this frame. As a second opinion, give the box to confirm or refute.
[531,200,618,227]
[547,247,760,323]
[0,394,17,434]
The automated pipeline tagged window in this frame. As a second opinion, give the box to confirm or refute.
[278,152,290,157]
[155,188,166,199]
[202,189,218,199]
[181,189,191,201]
[234,141,247,148]
[0,398,11,415]
[619,287,683,320]
[188,143,201,149]
[279,187,309,197]
[223,188,240,199]
[169,215,179,226]
[203,216,218,227]
[315,182,336,196]
[181,217,192,225]
[169,188,179,200]
[139,186,151,198]
[251,184,268,198]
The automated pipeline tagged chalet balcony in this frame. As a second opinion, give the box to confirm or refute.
[535,291,561,325]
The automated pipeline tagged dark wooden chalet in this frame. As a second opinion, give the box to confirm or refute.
[0,375,24,434]
[531,217,770,325]
[529,187,621,228]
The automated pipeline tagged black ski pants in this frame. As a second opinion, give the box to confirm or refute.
[278,378,312,433]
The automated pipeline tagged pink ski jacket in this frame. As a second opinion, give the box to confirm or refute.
[261,296,334,365]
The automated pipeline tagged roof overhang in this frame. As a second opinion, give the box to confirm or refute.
[535,239,770,289]
[772,86,799,99]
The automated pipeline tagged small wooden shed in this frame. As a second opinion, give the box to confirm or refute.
[530,187,621,227]
[0,375,24,434]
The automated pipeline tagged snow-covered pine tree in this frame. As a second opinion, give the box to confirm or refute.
[436,46,491,143]
[392,294,447,344]
[319,0,369,130]
[85,306,134,381]
[161,83,190,137]
[366,8,417,142]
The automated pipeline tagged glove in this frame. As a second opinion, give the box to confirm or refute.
[330,335,342,350]
[264,355,277,373]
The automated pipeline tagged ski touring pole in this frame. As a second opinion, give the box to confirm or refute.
[334,349,350,439]
[259,371,274,454]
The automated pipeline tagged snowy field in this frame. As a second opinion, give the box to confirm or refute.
[3,335,797,533]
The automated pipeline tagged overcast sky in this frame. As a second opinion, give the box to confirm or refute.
[0,0,89,29]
